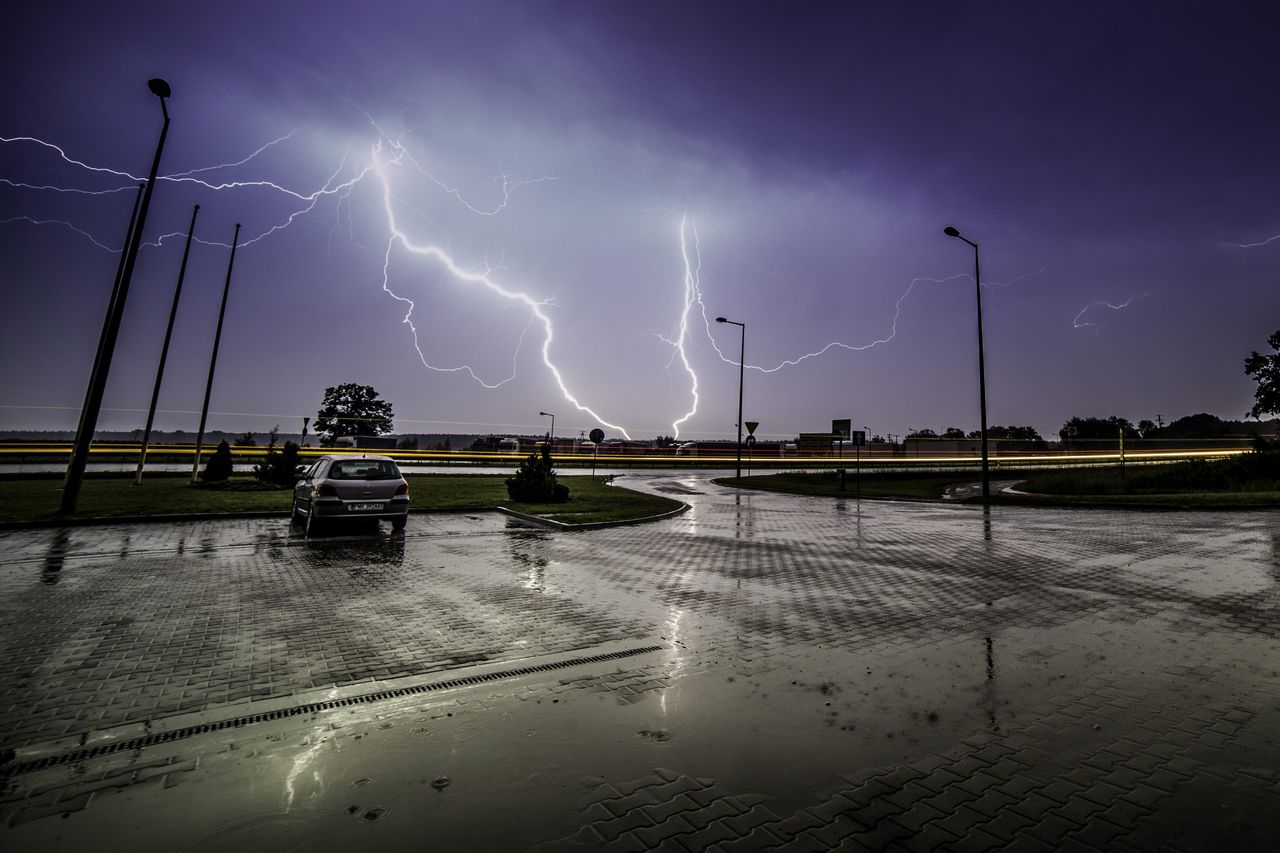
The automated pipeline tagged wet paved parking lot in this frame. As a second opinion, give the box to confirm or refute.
[2,474,1279,851]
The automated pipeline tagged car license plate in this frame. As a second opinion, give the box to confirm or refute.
[349,503,385,512]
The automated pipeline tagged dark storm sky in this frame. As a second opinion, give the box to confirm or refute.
[2,1,1278,440]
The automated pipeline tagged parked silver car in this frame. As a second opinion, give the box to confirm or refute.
[292,455,410,534]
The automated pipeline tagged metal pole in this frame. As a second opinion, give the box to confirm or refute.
[191,223,241,481]
[735,325,744,480]
[65,182,142,482]
[62,87,171,514]
[134,204,200,485]
[973,242,990,501]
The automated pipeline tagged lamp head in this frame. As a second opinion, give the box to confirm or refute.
[943,226,960,238]
[715,316,727,323]
[147,78,172,99]
[539,411,551,417]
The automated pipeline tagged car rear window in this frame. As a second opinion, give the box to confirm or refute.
[328,460,400,480]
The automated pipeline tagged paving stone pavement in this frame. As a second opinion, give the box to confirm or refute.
[2,474,1280,850]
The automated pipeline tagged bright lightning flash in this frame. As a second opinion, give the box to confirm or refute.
[2,122,632,438]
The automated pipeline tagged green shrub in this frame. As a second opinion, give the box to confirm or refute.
[506,444,570,503]
[199,440,234,482]
[254,426,303,487]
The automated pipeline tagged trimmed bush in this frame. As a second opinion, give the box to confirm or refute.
[199,440,234,482]
[506,444,570,503]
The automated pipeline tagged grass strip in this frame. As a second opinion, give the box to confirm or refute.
[0,474,681,526]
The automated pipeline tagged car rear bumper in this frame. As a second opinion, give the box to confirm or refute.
[310,496,410,519]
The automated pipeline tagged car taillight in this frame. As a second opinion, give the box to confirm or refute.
[394,483,409,496]
[315,483,338,496]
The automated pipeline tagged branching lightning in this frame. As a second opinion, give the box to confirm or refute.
[2,120,631,438]
[667,214,1045,375]
[369,136,632,438]
[1072,293,1150,334]
[665,214,701,438]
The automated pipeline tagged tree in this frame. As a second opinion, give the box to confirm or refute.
[313,383,394,446]
[654,435,676,448]
[907,428,937,439]
[397,436,419,450]
[1137,419,1157,438]
[1059,416,1139,443]
[942,427,966,439]
[254,426,303,486]
[199,440,234,482]
[506,443,570,503]
[1245,330,1280,419]
[233,431,257,447]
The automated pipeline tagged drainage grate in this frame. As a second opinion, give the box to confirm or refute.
[0,644,662,778]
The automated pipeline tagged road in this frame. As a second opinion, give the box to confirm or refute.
[1,474,1278,851]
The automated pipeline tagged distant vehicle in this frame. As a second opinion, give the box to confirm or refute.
[332,435,398,449]
[496,437,520,452]
[292,454,409,535]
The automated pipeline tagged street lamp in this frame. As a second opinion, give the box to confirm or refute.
[62,78,172,514]
[715,316,746,480]
[538,411,555,446]
[944,225,990,501]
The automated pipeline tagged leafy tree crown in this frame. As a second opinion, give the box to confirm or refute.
[314,383,394,446]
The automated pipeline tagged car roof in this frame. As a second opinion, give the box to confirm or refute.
[317,454,397,462]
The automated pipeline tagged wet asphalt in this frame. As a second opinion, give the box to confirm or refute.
[1,474,1279,851]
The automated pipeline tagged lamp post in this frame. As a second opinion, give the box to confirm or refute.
[538,411,555,447]
[944,225,990,501]
[62,79,172,514]
[716,316,746,480]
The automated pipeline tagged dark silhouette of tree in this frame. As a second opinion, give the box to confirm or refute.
[942,427,966,439]
[906,428,937,439]
[1245,330,1280,419]
[199,440,234,482]
[233,431,256,447]
[253,426,303,486]
[1059,416,1139,442]
[654,435,676,448]
[1161,413,1229,439]
[1137,419,1157,438]
[314,383,394,446]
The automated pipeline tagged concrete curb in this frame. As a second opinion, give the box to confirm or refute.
[495,500,691,531]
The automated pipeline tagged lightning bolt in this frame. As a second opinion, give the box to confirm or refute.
[1072,293,1151,334]
[370,135,632,438]
[3,120,631,438]
[1237,232,1280,249]
[673,218,1044,373]
[665,214,701,438]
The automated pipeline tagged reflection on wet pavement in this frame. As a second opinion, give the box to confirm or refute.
[2,475,1279,850]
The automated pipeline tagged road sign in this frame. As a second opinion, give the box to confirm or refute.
[745,421,759,436]
[589,428,604,443]
[850,430,866,447]
[832,419,851,440]
[745,435,757,447]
